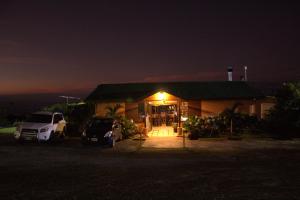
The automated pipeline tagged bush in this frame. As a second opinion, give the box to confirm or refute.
[104,104,138,139]
[228,113,260,134]
[184,112,261,139]
[119,117,138,139]
[265,82,300,138]
[219,102,262,135]
[184,115,227,139]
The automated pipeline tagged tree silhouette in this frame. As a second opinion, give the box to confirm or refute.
[221,102,242,136]
[105,104,123,119]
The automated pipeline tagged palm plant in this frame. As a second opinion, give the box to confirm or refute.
[220,102,242,136]
[105,104,123,119]
[119,117,137,139]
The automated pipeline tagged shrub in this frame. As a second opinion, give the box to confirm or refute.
[226,113,260,134]
[265,82,300,138]
[184,115,226,139]
[183,112,261,139]
[105,104,137,139]
[119,117,137,139]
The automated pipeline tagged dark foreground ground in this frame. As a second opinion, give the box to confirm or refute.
[0,135,299,200]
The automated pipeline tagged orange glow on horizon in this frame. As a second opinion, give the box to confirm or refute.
[0,81,94,95]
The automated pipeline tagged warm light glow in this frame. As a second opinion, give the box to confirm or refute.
[148,126,177,137]
[146,91,177,103]
[181,116,188,121]
[157,92,166,101]
[148,100,177,106]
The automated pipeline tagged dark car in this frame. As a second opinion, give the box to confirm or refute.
[81,117,122,146]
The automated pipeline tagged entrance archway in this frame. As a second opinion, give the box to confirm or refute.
[145,101,179,137]
[143,91,183,137]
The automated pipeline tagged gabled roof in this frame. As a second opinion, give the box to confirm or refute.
[86,81,264,102]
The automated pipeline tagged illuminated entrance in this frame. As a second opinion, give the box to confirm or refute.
[145,92,180,137]
[148,126,177,137]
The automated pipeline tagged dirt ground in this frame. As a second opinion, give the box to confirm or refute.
[0,134,299,200]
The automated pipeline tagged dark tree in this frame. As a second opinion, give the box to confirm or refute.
[266,82,300,137]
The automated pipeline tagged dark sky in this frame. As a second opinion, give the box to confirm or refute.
[0,0,300,95]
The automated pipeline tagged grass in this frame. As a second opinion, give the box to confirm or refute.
[0,127,16,135]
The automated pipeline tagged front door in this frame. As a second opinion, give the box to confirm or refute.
[146,103,178,137]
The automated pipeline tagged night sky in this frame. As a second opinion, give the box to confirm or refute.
[0,1,300,95]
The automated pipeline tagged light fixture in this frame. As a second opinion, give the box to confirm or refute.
[157,92,166,101]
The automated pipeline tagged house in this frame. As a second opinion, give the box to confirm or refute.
[86,81,274,133]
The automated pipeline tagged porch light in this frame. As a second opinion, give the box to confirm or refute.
[157,92,166,101]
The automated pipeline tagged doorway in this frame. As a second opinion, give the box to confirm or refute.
[150,105,177,126]
[146,102,179,137]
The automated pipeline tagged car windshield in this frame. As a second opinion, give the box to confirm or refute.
[89,119,113,129]
[26,114,53,123]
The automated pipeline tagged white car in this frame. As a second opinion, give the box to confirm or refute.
[14,111,67,142]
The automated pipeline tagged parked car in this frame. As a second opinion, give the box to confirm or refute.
[81,117,122,147]
[14,111,66,142]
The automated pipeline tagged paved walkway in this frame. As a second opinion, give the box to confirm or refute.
[142,136,187,148]
[141,137,300,150]
[144,126,186,148]
[148,126,177,137]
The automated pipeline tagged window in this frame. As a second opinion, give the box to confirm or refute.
[181,102,188,118]
[26,114,52,123]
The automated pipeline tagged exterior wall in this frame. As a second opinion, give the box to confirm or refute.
[95,97,275,121]
[257,97,276,119]
[95,102,125,117]
[200,100,255,117]
[125,102,140,122]
[260,103,275,118]
[187,100,201,116]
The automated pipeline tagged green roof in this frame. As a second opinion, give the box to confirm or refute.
[86,81,264,102]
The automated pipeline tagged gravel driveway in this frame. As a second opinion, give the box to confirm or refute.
[0,135,299,199]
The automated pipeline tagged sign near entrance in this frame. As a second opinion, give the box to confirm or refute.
[181,101,188,120]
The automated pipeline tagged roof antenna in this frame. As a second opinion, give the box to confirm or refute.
[59,96,80,105]
[227,66,233,81]
[244,66,248,81]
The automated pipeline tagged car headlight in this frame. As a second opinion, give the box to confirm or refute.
[82,131,86,137]
[40,127,49,132]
